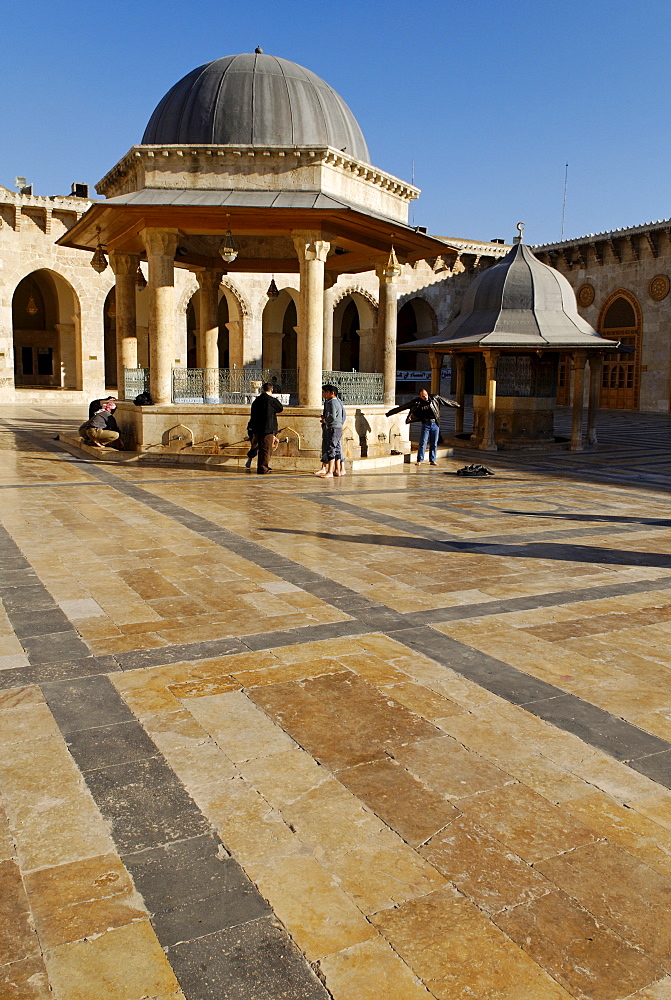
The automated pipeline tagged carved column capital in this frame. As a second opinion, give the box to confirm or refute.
[292,232,331,263]
[140,227,180,259]
[109,251,140,277]
[197,268,225,292]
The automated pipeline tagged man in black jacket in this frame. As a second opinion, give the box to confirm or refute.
[249,383,283,474]
[386,388,459,465]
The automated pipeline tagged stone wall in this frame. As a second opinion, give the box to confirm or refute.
[536,225,671,413]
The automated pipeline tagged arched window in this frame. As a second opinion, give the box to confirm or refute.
[599,291,641,409]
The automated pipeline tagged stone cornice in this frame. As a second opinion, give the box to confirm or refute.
[534,217,671,252]
[0,188,93,213]
[96,145,421,202]
[442,238,510,257]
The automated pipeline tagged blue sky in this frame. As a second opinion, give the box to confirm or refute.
[2,0,669,246]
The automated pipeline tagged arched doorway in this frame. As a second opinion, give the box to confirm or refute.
[185,289,231,368]
[599,291,641,409]
[338,299,360,371]
[331,290,377,372]
[12,270,81,389]
[262,288,298,375]
[103,288,117,388]
[217,295,230,368]
[396,297,438,393]
[186,299,198,368]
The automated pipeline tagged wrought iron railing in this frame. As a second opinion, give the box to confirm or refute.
[124,368,150,399]
[171,368,298,404]
[322,371,384,405]
[125,368,384,405]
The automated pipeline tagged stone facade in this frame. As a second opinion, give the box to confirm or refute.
[536,221,671,412]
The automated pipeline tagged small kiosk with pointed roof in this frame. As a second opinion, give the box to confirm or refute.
[405,225,622,451]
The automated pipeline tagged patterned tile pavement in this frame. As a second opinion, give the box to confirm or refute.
[1,402,671,1000]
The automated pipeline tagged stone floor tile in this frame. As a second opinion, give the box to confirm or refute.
[420,815,552,914]
[167,916,329,1000]
[0,735,114,872]
[624,978,671,999]
[249,855,376,960]
[317,936,434,1000]
[336,757,459,847]
[141,707,211,753]
[0,703,61,744]
[185,689,296,762]
[249,671,440,769]
[0,955,52,1000]
[44,920,181,1000]
[186,775,303,865]
[495,889,664,1000]
[238,747,329,808]
[562,790,671,878]
[371,886,574,999]
[538,842,671,969]
[457,781,599,862]
[325,835,447,913]
[392,734,513,799]
[0,860,39,966]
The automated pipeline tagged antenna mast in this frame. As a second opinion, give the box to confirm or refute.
[561,162,569,241]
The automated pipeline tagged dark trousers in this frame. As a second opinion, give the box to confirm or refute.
[257,433,275,474]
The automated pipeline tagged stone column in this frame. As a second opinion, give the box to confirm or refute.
[454,353,466,435]
[570,350,588,451]
[481,350,499,451]
[358,329,377,373]
[376,250,402,407]
[323,287,335,372]
[429,350,442,395]
[197,268,224,403]
[141,228,179,405]
[109,252,140,399]
[292,232,330,406]
[263,331,284,370]
[586,352,602,447]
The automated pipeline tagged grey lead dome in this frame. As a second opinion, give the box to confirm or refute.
[142,52,370,163]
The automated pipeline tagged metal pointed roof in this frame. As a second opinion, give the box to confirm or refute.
[405,238,620,352]
[142,52,370,163]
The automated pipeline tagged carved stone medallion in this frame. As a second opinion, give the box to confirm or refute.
[577,283,595,307]
[649,274,670,301]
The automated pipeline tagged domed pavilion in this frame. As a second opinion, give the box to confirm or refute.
[58,51,453,465]
[405,225,622,451]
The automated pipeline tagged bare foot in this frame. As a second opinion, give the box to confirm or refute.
[322,473,334,478]
[313,470,327,476]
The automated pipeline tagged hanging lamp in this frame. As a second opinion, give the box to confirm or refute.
[90,227,108,274]
[219,216,238,263]
[266,277,279,300]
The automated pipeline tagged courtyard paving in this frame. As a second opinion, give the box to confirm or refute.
[1,402,671,1000]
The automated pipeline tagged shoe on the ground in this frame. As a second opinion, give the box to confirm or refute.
[245,458,252,469]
